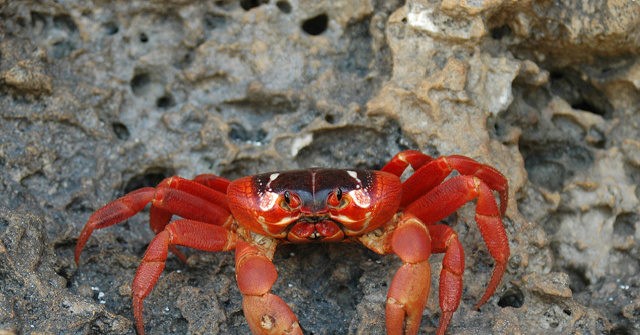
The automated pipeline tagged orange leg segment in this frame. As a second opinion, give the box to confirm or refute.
[428,224,464,335]
[235,241,302,335]
[443,155,508,216]
[193,173,231,193]
[132,219,236,335]
[386,216,432,335]
[381,150,434,176]
[473,181,509,309]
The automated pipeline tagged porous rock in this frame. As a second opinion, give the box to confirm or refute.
[0,0,638,334]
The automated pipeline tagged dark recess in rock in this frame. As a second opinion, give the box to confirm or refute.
[301,13,329,36]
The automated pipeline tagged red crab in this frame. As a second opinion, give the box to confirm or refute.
[75,150,509,335]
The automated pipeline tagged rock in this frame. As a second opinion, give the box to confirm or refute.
[0,0,638,334]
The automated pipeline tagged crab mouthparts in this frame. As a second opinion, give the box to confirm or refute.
[287,217,345,243]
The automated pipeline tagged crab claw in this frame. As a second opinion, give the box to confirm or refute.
[235,241,302,335]
[386,216,432,335]
[243,294,302,335]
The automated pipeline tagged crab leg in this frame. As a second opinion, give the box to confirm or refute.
[381,150,434,176]
[381,151,508,214]
[428,224,464,335]
[386,215,432,335]
[235,241,302,335]
[75,181,231,264]
[405,175,509,310]
[147,176,230,261]
[193,173,231,193]
[132,219,236,335]
[75,187,155,264]
[407,157,507,213]
[149,176,230,233]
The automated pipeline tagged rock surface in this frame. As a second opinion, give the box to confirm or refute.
[0,0,638,334]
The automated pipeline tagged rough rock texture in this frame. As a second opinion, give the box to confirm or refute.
[0,0,638,334]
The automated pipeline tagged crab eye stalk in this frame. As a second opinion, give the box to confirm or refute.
[281,190,301,210]
[327,187,346,208]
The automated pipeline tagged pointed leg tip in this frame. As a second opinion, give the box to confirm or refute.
[74,243,85,265]
[474,290,495,311]
[133,297,146,335]
[436,311,453,335]
[75,224,96,266]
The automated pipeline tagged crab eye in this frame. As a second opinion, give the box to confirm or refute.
[327,188,345,207]
[281,190,301,210]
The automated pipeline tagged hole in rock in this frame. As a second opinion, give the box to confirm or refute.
[156,94,176,109]
[240,0,267,11]
[130,72,151,96]
[302,13,328,36]
[124,167,174,194]
[276,1,292,13]
[497,287,524,308]
[112,122,130,140]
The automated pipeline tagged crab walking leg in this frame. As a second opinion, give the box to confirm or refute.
[193,173,231,193]
[147,176,230,261]
[400,156,508,213]
[406,175,510,308]
[235,241,302,335]
[386,216,432,335]
[443,155,508,215]
[75,185,231,264]
[428,224,465,335]
[148,201,190,263]
[473,181,510,308]
[149,176,230,233]
[75,187,155,264]
[132,219,236,335]
[381,150,434,176]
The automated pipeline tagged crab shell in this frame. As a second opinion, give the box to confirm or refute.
[227,168,401,242]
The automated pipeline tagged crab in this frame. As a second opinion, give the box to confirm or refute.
[75,150,509,335]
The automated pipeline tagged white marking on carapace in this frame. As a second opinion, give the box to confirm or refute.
[348,189,371,208]
[346,170,362,189]
[265,173,280,191]
[258,191,279,211]
[311,170,317,191]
